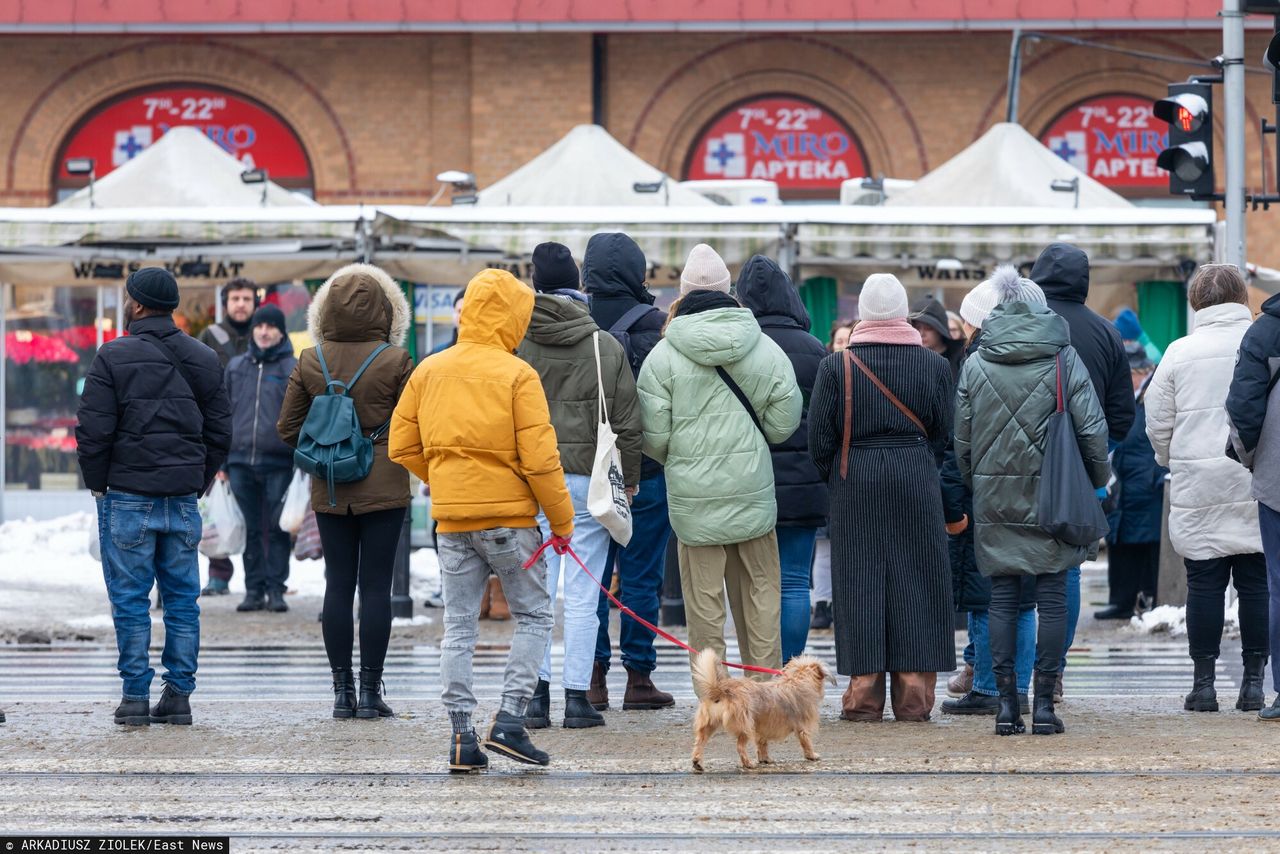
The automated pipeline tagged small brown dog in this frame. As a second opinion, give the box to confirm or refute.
[690,648,835,772]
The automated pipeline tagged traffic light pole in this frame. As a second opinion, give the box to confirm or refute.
[1224,0,1248,268]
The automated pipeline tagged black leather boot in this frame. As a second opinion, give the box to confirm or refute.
[484,710,551,765]
[994,673,1025,736]
[114,698,150,726]
[356,666,393,719]
[1184,657,1219,712]
[564,689,606,728]
[447,729,488,773]
[1237,654,1268,712]
[525,679,551,730]
[149,685,192,725]
[1031,671,1064,735]
[331,668,356,719]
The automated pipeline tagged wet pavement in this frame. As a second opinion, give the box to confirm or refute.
[1,567,1274,851]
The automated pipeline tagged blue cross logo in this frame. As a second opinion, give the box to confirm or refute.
[711,141,736,168]
[1052,138,1078,162]
[117,134,146,160]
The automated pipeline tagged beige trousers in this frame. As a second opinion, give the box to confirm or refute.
[678,530,782,687]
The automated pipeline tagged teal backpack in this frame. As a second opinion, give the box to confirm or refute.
[294,342,392,506]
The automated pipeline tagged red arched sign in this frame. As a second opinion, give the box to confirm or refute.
[56,85,312,188]
[684,96,868,193]
[1040,94,1167,190]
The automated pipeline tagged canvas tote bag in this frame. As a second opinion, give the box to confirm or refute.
[587,332,633,546]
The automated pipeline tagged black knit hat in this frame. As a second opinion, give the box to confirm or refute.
[250,304,288,337]
[125,267,180,311]
[531,242,580,293]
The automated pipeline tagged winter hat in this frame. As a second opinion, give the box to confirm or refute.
[680,243,731,295]
[909,296,953,341]
[857,273,909,321]
[959,281,998,329]
[250,304,287,337]
[989,264,1046,306]
[531,242,579,293]
[126,267,180,311]
[1125,339,1154,372]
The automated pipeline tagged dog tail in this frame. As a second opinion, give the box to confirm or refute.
[691,648,727,702]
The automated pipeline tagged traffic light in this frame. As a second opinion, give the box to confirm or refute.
[1154,82,1215,197]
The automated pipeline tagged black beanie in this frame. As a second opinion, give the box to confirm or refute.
[126,267,180,311]
[250,304,288,336]
[531,242,580,293]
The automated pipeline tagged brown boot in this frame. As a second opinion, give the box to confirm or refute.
[623,667,675,710]
[946,663,973,698]
[479,577,491,620]
[889,671,936,722]
[840,672,886,721]
[587,661,610,710]
[487,577,510,621]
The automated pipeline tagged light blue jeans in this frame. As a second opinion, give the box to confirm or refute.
[970,608,1036,696]
[537,473,611,691]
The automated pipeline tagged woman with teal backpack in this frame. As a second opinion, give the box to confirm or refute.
[278,263,414,720]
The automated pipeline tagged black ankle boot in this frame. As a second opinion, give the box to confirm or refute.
[525,679,551,730]
[564,689,606,728]
[332,668,356,719]
[484,710,550,765]
[1237,654,1268,712]
[149,685,192,725]
[1184,657,1219,712]
[114,698,150,726]
[447,729,488,773]
[994,673,1025,736]
[1031,671,1064,735]
[356,667,393,718]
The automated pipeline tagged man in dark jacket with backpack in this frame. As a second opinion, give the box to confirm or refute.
[76,267,232,728]
[225,304,297,614]
[582,232,675,712]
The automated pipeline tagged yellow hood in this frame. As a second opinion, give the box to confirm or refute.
[458,269,534,351]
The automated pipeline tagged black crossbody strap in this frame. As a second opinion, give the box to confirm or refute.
[136,333,202,402]
[715,366,766,438]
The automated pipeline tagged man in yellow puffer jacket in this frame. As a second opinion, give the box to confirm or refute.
[390,269,573,771]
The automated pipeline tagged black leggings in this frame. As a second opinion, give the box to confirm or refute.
[1185,553,1269,660]
[315,507,406,671]
[990,570,1068,678]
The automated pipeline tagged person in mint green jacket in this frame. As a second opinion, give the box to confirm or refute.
[636,244,802,683]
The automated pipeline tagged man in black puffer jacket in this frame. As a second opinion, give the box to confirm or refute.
[581,232,674,712]
[1030,242,1133,700]
[736,255,829,663]
[76,268,232,728]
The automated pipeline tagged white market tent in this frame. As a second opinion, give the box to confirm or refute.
[475,124,715,208]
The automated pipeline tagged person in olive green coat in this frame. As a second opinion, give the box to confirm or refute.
[637,278,802,682]
[954,267,1109,737]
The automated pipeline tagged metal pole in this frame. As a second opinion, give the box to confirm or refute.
[1224,0,1248,269]
[391,510,413,619]
[0,282,6,523]
[1006,28,1024,124]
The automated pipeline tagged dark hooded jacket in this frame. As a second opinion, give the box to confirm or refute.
[1227,292,1280,460]
[736,255,829,528]
[516,292,642,485]
[911,296,965,381]
[583,232,666,481]
[226,336,297,469]
[1030,243,1134,443]
[76,314,232,496]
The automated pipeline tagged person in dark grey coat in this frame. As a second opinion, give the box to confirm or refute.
[809,274,955,723]
[737,255,829,663]
[955,270,1110,737]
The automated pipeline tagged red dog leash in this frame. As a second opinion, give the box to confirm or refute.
[523,538,784,677]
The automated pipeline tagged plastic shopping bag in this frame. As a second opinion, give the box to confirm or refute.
[293,508,323,561]
[199,478,246,557]
[278,470,311,534]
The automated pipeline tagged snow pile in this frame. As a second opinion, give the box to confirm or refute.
[1128,600,1240,638]
[0,512,96,559]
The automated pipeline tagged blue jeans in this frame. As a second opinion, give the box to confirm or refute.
[777,526,817,663]
[595,472,673,674]
[537,473,610,691]
[1061,566,1081,673]
[227,464,292,596]
[970,609,1036,696]
[97,490,202,701]
[1258,503,1280,692]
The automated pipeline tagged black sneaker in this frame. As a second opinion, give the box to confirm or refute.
[149,685,192,725]
[266,591,289,613]
[810,601,833,630]
[940,691,999,716]
[483,711,550,766]
[237,593,266,612]
[114,699,150,726]
[448,729,489,773]
[1093,605,1133,621]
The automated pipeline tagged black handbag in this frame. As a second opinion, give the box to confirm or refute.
[1037,353,1109,546]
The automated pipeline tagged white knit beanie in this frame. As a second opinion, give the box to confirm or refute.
[858,273,909,321]
[959,280,998,329]
[989,264,1046,306]
[680,243,731,295]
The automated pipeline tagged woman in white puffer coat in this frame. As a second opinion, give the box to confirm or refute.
[1145,264,1268,716]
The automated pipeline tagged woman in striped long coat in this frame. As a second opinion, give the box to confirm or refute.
[808,274,956,722]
